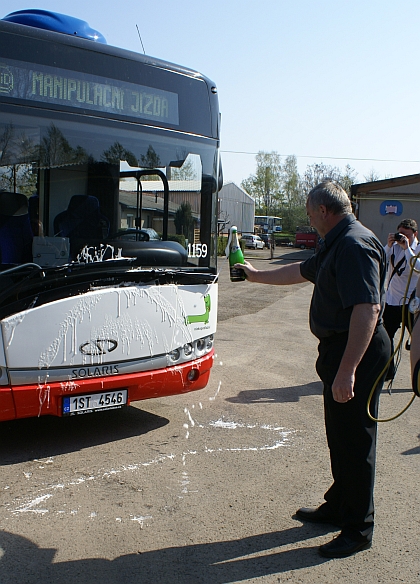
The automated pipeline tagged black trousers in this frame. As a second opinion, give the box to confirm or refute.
[383,303,413,378]
[316,325,391,540]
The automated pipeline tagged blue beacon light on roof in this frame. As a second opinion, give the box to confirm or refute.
[2,9,107,43]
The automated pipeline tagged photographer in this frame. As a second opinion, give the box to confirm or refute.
[383,218,420,380]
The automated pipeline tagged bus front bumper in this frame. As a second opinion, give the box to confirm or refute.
[0,351,214,421]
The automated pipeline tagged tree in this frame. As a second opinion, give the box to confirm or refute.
[241,151,283,214]
[241,152,360,234]
[170,158,195,181]
[300,162,357,197]
[136,145,163,181]
[282,155,301,204]
[139,145,161,169]
[364,169,381,182]
[0,124,38,195]
[174,201,194,241]
[339,164,358,194]
[301,162,341,197]
[39,124,87,167]
[101,141,138,166]
[0,124,15,166]
[281,155,307,232]
[217,209,231,235]
[0,163,37,196]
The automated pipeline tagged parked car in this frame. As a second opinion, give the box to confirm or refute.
[241,234,265,249]
[259,233,272,248]
[108,228,160,241]
[275,236,293,247]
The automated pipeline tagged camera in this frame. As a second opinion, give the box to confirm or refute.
[394,232,404,241]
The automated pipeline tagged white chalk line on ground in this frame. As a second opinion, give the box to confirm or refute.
[4,415,296,519]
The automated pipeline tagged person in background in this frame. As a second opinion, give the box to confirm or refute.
[236,180,390,558]
[383,219,420,381]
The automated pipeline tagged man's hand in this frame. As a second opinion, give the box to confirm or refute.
[396,234,409,250]
[332,370,355,402]
[388,232,408,250]
[234,260,259,281]
[387,232,395,247]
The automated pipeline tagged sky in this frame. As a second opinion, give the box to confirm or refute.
[3,0,420,187]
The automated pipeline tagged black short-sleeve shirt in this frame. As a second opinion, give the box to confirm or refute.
[300,214,386,339]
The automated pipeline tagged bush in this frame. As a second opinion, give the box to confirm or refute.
[218,236,228,256]
[167,234,186,247]
[218,236,245,256]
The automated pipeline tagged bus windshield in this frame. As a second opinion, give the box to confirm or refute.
[0,110,218,267]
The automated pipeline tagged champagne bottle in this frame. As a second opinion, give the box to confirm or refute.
[226,226,246,282]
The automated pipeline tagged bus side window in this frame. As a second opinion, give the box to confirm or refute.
[53,195,109,257]
[0,191,33,265]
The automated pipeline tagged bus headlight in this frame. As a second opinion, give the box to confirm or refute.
[195,335,214,357]
[196,338,206,353]
[169,348,181,362]
[183,343,193,357]
[169,335,214,364]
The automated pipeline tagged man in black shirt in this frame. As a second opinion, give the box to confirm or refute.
[236,180,390,558]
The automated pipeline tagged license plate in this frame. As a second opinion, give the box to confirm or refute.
[62,389,128,415]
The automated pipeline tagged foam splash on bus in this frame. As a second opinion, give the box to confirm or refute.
[76,244,122,263]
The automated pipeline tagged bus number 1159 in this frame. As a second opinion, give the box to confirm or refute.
[187,243,207,258]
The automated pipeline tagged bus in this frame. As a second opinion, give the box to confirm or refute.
[0,10,221,421]
[254,216,282,234]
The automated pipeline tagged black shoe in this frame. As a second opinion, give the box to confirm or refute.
[295,505,340,526]
[319,532,372,558]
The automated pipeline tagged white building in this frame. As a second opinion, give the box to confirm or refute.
[218,182,255,235]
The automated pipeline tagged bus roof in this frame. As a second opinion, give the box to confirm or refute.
[0,17,216,89]
[0,16,220,139]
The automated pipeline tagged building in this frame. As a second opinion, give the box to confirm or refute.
[118,177,255,238]
[217,182,255,235]
[351,174,420,244]
[119,178,202,235]
[118,182,199,235]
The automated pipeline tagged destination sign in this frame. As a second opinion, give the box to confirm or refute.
[0,57,179,125]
